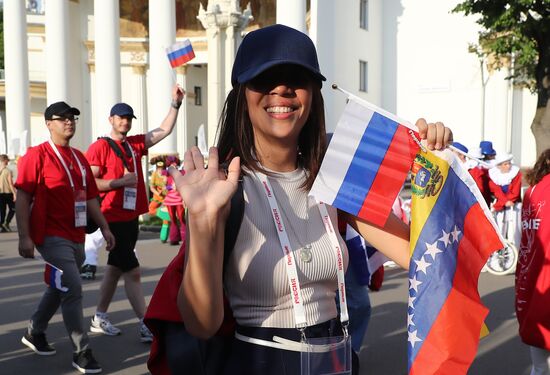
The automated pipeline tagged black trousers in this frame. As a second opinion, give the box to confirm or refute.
[0,193,15,225]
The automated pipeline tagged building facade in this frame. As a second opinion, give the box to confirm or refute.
[0,0,538,166]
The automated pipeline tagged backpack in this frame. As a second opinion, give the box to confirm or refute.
[144,180,244,375]
[85,137,135,233]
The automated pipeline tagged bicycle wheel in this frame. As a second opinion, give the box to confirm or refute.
[485,240,518,276]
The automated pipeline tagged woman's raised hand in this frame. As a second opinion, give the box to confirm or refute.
[168,146,240,219]
[415,118,453,151]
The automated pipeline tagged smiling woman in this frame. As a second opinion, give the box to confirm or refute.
[149,24,453,375]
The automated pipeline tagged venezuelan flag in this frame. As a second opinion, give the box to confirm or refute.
[407,149,503,374]
[311,98,419,227]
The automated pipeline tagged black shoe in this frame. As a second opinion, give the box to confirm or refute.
[72,349,102,374]
[3,223,11,232]
[21,332,56,356]
[80,265,96,280]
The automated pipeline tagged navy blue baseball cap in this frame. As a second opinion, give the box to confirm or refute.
[231,24,326,87]
[110,103,137,119]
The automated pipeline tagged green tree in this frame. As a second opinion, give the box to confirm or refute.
[453,0,550,156]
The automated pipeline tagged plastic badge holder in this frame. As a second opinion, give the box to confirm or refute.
[300,334,352,375]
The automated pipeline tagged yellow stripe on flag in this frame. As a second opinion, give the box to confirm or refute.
[409,151,450,255]
[480,322,490,339]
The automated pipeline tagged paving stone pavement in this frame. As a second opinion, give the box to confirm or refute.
[0,228,531,374]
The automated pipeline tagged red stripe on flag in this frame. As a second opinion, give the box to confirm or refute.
[409,204,499,375]
[358,125,419,227]
[170,51,195,68]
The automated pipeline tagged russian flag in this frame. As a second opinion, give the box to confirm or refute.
[44,262,68,292]
[407,149,504,374]
[310,98,419,227]
[165,39,195,68]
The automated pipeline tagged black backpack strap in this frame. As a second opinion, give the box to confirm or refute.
[100,137,131,170]
[223,179,244,271]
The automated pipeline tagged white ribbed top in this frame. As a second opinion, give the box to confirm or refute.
[224,167,348,328]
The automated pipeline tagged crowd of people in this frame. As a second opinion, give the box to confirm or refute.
[12,23,550,375]
[16,84,184,373]
[452,139,523,255]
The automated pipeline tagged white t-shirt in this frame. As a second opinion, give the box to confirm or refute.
[224,167,349,328]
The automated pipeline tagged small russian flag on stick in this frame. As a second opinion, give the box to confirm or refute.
[44,262,68,292]
[166,39,195,68]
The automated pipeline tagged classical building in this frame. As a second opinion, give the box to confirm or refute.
[0,0,538,166]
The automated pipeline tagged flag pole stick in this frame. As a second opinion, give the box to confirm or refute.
[448,145,492,168]
[170,67,177,84]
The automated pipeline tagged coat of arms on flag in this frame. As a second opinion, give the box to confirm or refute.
[44,262,68,292]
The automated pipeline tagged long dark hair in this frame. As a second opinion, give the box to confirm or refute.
[216,82,327,191]
[525,148,550,186]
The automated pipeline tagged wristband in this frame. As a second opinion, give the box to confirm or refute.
[171,100,182,109]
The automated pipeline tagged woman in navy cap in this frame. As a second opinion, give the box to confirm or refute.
[163,24,453,374]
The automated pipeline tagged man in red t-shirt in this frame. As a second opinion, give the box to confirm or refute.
[86,84,184,343]
[16,101,115,374]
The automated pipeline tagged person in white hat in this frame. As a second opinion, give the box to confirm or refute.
[488,153,522,247]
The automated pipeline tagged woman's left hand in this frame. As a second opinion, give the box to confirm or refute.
[415,119,453,151]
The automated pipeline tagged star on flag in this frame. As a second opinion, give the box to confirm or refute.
[407,224,461,349]
[424,241,442,260]
[408,330,423,348]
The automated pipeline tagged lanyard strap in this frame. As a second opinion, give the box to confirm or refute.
[125,142,138,175]
[318,202,349,325]
[256,172,349,330]
[48,139,86,190]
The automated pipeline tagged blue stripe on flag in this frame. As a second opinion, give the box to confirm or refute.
[168,44,194,61]
[49,267,56,288]
[407,169,477,365]
[332,112,398,215]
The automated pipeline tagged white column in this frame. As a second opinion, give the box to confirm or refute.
[176,65,188,154]
[94,0,121,138]
[3,0,30,156]
[132,66,148,135]
[276,0,306,33]
[205,26,223,148]
[148,0,176,154]
[45,0,70,103]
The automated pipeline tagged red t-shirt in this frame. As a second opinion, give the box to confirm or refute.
[15,142,99,244]
[86,135,148,222]
[515,174,550,350]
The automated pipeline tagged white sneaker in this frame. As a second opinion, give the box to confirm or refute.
[139,321,153,343]
[90,314,121,336]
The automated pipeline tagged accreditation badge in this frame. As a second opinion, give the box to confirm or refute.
[74,189,87,227]
[123,187,137,210]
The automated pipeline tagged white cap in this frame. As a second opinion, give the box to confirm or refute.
[494,152,513,165]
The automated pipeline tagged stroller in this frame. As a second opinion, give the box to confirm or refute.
[485,206,520,276]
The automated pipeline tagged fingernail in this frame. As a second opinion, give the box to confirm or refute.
[435,143,441,149]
